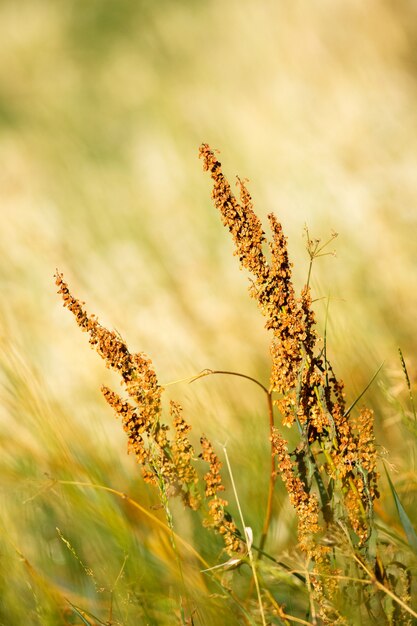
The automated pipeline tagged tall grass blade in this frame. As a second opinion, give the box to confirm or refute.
[344,362,384,417]
[66,600,107,625]
[398,347,417,422]
[222,444,267,626]
[384,465,417,555]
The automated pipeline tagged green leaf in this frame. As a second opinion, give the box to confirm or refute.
[344,362,384,417]
[66,600,108,626]
[384,465,417,555]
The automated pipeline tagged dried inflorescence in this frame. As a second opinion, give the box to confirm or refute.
[199,144,379,558]
[55,272,203,512]
[101,386,150,468]
[199,436,241,555]
[271,427,320,554]
[200,145,313,428]
[55,272,162,414]
[338,407,379,544]
[56,145,382,621]
[169,401,201,510]
[55,272,245,555]
[200,145,381,624]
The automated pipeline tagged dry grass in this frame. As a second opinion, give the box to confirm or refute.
[1,3,417,624]
[47,146,416,625]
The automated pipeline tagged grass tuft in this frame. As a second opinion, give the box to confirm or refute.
[12,144,415,624]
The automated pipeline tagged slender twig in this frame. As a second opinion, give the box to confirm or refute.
[352,553,417,620]
[304,226,338,289]
[323,294,331,390]
[190,369,276,554]
[306,257,314,291]
[264,588,314,626]
[154,465,191,623]
[222,444,267,626]
[344,363,384,417]
[280,612,315,626]
[304,557,317,626]
[189,368,270,395]
[108,554,128,625]
[258,390,276,556]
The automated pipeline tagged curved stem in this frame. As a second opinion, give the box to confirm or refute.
[258,391,276,557]
[223,445,267,626]
[191,369,276,556]
[189,368,270,396]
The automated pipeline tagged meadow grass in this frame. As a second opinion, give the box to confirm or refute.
[2,7,417,624]
[8,145,411,625]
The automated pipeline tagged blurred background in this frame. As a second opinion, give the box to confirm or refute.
[1,0,417,622]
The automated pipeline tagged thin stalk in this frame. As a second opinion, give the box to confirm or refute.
[399,348,417,422]
[280,613,315,626]
[344,363,384,418]
[155,465,191,624]
[304,226,338,289]
[306,257,314,291]
[249,544,306,583]
[264,588,315,626]
[352,553,417,620]
[223,444,267,626]
[52,480,256,623]
[191,369,276,554]
[323,294,331,390]
[189,368,270,395]
[304,557,317,626]
[258,390,276,556]
[108,555,128,625]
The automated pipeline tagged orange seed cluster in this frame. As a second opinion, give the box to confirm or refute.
[55,273,202,512]
[200,144,379,557]
[200,436,241,554]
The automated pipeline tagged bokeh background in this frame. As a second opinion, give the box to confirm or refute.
[1,1,417,623]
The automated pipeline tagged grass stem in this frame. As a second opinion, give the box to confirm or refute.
[222,444,267,626]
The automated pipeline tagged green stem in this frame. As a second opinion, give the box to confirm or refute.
[306,257,313,290]
[190,368,269,395]
[191,369,276,555]
[258,390,276,556]
[223,445,267,626]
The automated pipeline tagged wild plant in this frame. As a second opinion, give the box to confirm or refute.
[54,145,416,625]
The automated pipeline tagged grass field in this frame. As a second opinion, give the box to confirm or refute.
[1,2,417,624]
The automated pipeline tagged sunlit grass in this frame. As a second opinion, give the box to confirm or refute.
[1,1,417,623]
[8,145,410,624]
